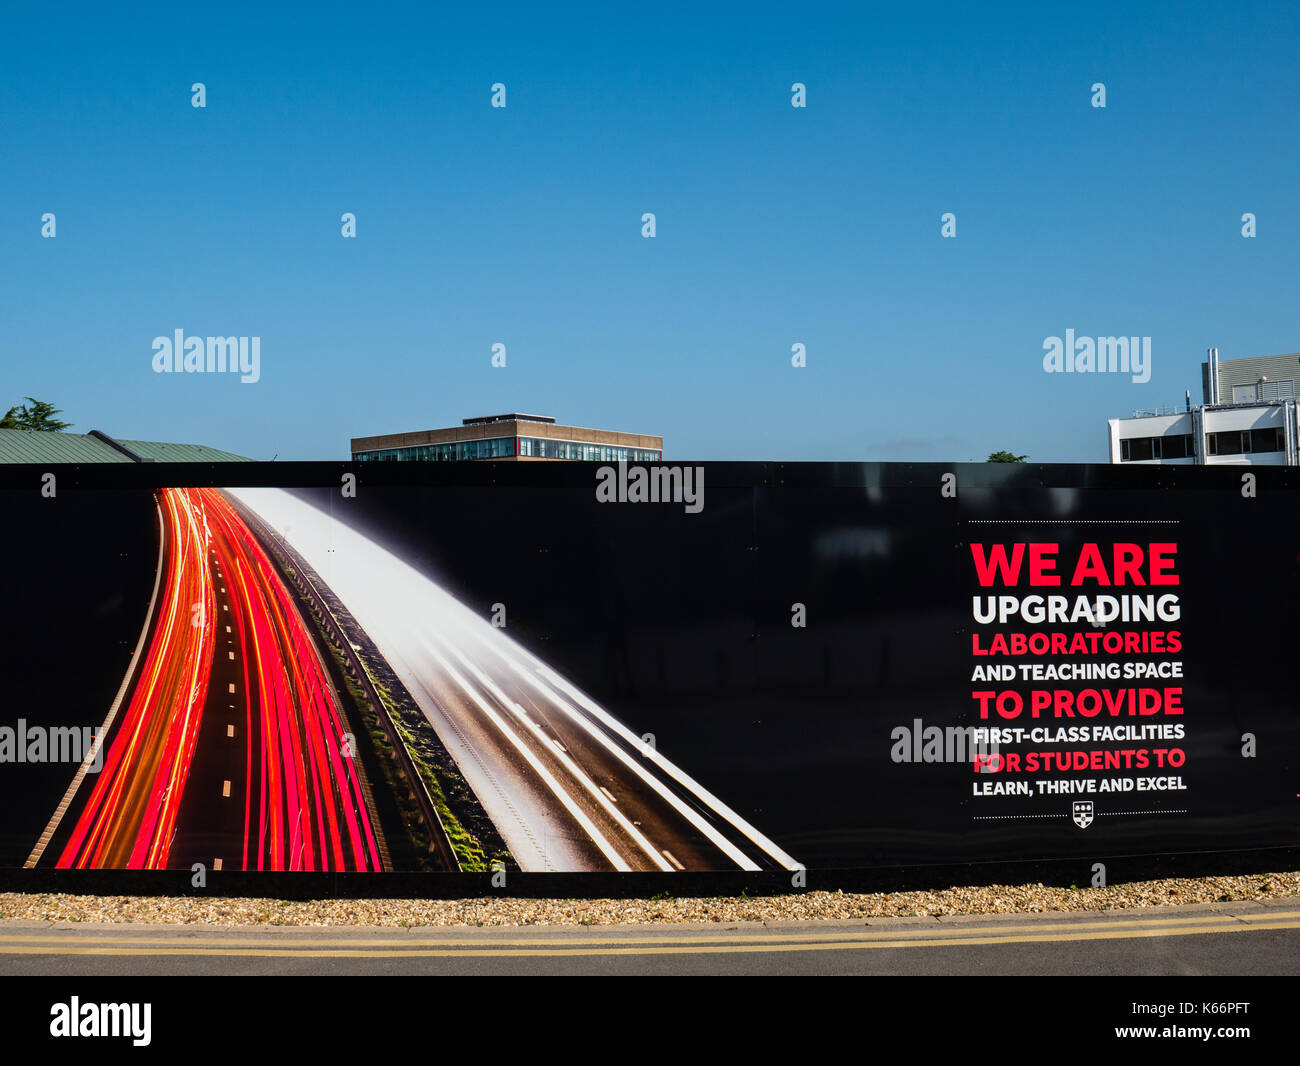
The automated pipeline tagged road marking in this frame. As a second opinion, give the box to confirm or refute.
[431,635,673,873]
[10,909,1296,951]
[417,634,637,872]
[527,660,790,871]
[2,917,1299,959]
[463,625,769,871]
[221,780,231,798]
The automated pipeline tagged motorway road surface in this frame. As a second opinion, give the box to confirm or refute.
[41,488,382,872]
[230,487,802,874]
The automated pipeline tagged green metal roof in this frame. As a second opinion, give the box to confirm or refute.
[0,429,251,463]
[117,438,253,463]
[0,429,129,463]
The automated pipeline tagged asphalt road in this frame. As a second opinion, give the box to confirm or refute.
[231,487,801,874]
[2,900,1297,976]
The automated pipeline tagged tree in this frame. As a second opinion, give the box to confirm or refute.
[0,398,72,432]
[987,450,1027,463]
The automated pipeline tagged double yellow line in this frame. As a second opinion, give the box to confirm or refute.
[1,908,1297,958]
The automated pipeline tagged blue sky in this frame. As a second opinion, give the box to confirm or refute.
[2,2,1297,461]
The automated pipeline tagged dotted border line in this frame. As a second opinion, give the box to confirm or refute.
[1098,809,1187,817]
[971,813,1061,820]
[965,519,1180,524]
[972,809,1187,821]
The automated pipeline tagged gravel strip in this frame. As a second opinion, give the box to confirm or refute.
[1,871,1297,927]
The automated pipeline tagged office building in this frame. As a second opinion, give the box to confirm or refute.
[351,413,663,463]
[1108,349,1300,466]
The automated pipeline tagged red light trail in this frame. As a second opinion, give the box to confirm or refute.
[57,488,381,871]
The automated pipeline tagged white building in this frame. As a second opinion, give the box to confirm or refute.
[1108,348,1300,466]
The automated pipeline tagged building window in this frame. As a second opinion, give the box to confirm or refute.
[1205,429,1284,456]
[360,437,662,462]
[1119,434,1194,462]
[1249,427,1284,453]
[1129,437,1155,461]
[1209,431,1243,455]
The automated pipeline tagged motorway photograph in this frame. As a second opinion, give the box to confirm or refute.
[16,483,804,874]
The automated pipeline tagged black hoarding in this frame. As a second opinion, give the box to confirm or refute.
[1,460,1296,880]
